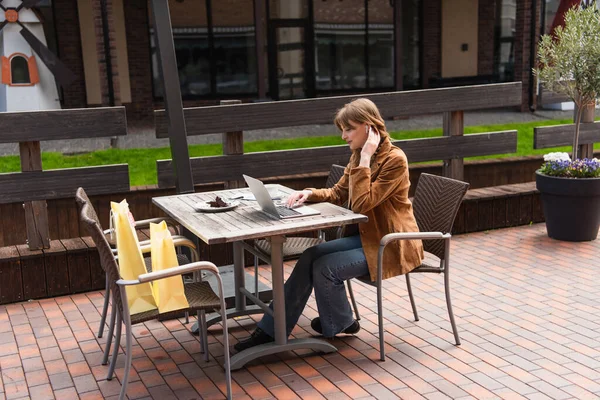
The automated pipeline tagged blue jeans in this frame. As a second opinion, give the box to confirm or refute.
[257,235,369,338]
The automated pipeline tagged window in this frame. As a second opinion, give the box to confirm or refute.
[313,0,421,93]
[11,56,31,84]
[150,0,258,98]
[368,0,394,89]
[543,0,598,37]
[401,0,421,89]
[314,1,366,91]
[150,0,209,98]
[494,0,517,82]
[544,0,562,34]
[1,54,39,86]
[212,0,257,94]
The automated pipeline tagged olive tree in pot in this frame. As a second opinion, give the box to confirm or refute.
[534,2,600,241]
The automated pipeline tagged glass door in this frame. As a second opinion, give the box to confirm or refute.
[268,20,314,100]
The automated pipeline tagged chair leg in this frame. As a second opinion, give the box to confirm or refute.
[102,300,117,366]
[198,310,209,362]
[106,310,122,381]
[254,255,259,299]
[218,307,232,399]
[444,270,461,345]
[405,274,419,321]
[98,275,110,338]
[185,311,190,324]
[377,281,385,361]
[346,279,361,321]
[118,309,133,400]
[196,311,206,355]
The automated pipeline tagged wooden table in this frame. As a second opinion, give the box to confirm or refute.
[152,184,368,369]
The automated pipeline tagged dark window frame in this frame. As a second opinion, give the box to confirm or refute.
[312,0,397,96]
[408,0,424,90]
[149,0,424,101]
[150,0,260,101]
[493,0,517,83]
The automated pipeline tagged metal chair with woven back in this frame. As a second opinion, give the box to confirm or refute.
[75,188,215,368]
[74,188,185,339]
[355,172,469,361]
[78,191,232,400]
[251,164,361,321]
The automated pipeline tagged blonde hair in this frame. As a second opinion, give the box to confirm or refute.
[334,98,389,139]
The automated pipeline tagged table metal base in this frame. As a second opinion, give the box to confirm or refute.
[230,338,337,370]
[189,263,273,334]
[202,264,273,309]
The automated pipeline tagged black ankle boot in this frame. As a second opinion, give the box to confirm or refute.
[234,327,274,352]
[311,317,360,337]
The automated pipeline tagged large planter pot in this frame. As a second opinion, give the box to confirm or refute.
[536,171,600,241]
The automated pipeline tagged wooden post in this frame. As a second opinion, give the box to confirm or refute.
[579,104,595,159]
[20,141,50,250]
[221,100,244,189]
[442,111,464,181]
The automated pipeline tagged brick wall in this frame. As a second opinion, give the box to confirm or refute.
[167,0,259,27]
[313,0,364,23]
[53,0,87,108]
[478,0,496,76]
[167,0,208,26]
[421,0,441,88]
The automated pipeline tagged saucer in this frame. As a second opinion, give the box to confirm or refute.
[194,200,240,213]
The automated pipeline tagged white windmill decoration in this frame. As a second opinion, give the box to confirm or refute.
[0,0,74,112]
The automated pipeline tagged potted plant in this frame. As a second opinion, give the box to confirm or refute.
[534,2,600,241]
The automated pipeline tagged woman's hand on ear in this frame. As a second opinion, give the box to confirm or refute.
[360,126,380,167]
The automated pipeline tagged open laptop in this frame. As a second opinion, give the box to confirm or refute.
[243,175,321,219]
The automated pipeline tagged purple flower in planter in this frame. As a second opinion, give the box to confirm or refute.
[540,156,600,178]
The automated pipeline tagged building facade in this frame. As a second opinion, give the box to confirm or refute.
[36,0,564,129]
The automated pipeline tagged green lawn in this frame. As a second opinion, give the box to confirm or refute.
[0,117,594,186]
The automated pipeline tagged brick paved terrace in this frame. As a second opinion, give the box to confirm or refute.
[1,222,599,399]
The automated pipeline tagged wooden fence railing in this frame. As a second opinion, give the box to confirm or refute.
[534,104,598,158]
[0,107,130,249]
[155,82,522,188]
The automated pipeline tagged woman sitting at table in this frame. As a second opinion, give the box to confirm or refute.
[235,98,424,351]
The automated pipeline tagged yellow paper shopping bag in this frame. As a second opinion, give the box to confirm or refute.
[111,200,158,314]
[150,221,190,313]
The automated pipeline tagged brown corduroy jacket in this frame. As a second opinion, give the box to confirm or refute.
[307,137,424,281]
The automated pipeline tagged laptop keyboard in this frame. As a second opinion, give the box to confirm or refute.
[276,206,301,217]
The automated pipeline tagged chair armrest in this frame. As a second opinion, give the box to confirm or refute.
[173,237,199,262]
[139,235,192,247]
[138,237,199,262]
[173,236,196,248]
[376,232,451,283]
[116,261,219,286]
[118,236,194,253]
[134,217,179,232]
[380,232,450,246]
[104,219,179,240]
